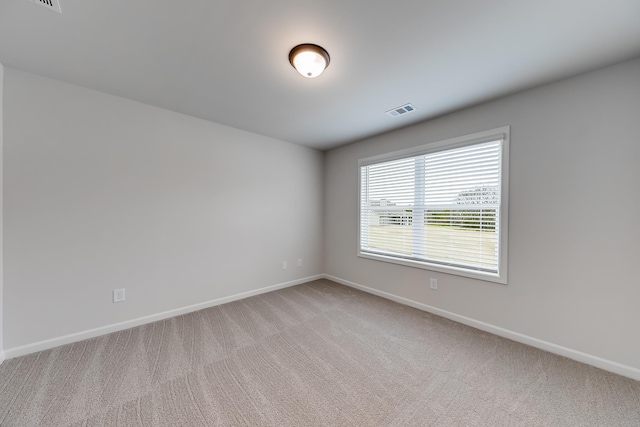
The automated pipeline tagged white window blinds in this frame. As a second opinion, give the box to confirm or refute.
[359,134,507,280]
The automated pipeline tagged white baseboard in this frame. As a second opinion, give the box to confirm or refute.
[324,274,640,382]
[5,273,639,382]
[3,275,324,360]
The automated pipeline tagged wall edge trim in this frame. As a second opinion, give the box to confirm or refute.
[323,274,640,381]
[4,275,324,359]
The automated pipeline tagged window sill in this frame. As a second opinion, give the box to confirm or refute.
[357,251,507,285]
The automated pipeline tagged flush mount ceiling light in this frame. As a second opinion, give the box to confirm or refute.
[289,44,330,78]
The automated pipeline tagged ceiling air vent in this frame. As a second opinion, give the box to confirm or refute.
[386,103,416,118]
[27,0,62,13]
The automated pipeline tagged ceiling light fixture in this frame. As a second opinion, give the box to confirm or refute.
[289,44,330,78]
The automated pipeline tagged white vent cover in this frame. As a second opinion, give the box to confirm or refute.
[386,103,416,117]
[28,0,62,13]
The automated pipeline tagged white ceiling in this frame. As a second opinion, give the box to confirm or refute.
[1,0,639,150]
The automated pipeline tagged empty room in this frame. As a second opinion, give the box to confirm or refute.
[0,0,639,425]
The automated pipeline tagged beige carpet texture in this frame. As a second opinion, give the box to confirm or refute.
[0,279,638,426]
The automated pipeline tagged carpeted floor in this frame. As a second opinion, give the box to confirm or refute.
[0,279,638,426]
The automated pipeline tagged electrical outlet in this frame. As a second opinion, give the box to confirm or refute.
[297,259,302,267]
[430,278,438,290]
[113,288,125,303]
[282,261,287,270]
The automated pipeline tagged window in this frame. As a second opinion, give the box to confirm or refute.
[358,127,509,284]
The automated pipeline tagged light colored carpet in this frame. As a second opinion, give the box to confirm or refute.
[0,279,638,426]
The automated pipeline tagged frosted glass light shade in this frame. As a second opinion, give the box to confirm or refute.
[289,44,330,78]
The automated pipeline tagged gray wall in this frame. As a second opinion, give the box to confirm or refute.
[3,68,324,350]
[324,58,640,371]
[0,62,4,359]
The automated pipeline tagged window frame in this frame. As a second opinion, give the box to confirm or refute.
[357,126,510,284]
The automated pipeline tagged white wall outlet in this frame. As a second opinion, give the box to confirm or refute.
[282,261,287,270]
[430,278,438,290]
[113,288,125,303]
[297,258,302,267]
